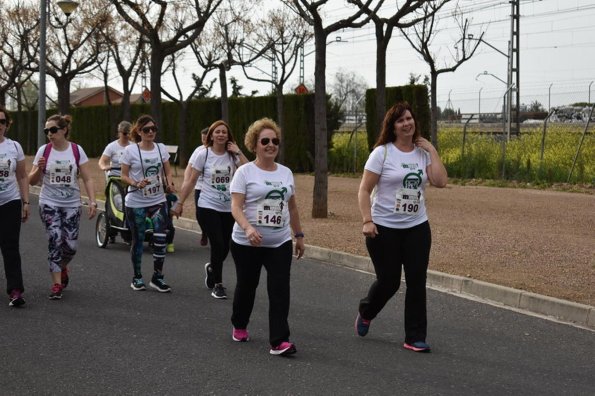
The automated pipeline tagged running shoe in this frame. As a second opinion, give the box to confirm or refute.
[8,289,25,307]
[130,277,146,291]
[149,272,171,293]
[211,283,227,299]
[204,263,215,289]
[403,341,431,353]
[48,283,63,300]
[61,267,69,289]
[232,328,250,342]
[355,313,371,337]
[270,341,297,356]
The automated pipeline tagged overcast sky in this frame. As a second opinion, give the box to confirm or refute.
[53,0,595,115]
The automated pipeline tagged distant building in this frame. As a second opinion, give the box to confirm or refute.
[70,86,149,107]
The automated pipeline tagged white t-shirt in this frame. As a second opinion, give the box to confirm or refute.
[121,143,169,208]
[0,138,25,206]
[230,162,295,248]
[188,145,206,191]
[33,143,89,207]
[365,144,431,229]
[101,140,130,177]
[191,147,239,212]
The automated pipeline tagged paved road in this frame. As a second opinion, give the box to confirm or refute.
[1,198,593,395]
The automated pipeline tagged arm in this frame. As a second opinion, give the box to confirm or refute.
[28,157,45,186]
[171,166,200,217]
[358,170,380,238]
[163,160,175,193]
[16,159,30,222]
[231,192,262,246]
[78,162,97,219]
[288,195,305,259]
[227,141,248,166]
[415,137,448,188]
[98,154,111,172]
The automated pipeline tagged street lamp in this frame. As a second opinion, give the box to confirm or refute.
[299,36,346,85]
[38,0,80,148]
[589,81,593,104]
[476,71,514,140]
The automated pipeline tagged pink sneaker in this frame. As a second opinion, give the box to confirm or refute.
[269,341,296,356]
[232,328,249,342]
[49,283,63,300]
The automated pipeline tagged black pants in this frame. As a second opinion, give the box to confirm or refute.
[197,207,234,284]
[0,199,24,294]
[230,240,293,347]
[359,221,431,344]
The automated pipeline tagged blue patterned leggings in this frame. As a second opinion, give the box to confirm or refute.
[38,205,82,273]
[125,203,168,278]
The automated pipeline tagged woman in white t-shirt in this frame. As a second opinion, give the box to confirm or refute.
[174,120,247,299]
[355,102,447,353]
[28,114,97,301]
[183,127,209,246]
[229,118,305,356]
[120,114,175,293]
[98,120,132,178]
[0,105,30,307]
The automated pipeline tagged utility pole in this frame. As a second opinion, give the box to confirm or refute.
[508,0,520,138]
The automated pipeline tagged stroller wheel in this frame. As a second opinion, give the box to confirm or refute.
[96,212,110,248]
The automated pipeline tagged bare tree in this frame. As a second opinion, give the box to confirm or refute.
[110,0,222,126]
[401,2,483,148]
[240,7,313,163]
[329,68,368,119]
[283,0,379,218]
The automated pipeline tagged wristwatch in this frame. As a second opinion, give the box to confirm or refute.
[294,232,305,238]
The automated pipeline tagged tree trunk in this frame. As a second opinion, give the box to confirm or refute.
[219,64,229,122]
[430,72,439,150]
[179,101,189,166]
[56,77,71,115]
[276,87,285,164]
[0,89,6,107]
[121,78,132,122]
[312,29,328,219]
[375,23,388,144]
[150,48,164,130]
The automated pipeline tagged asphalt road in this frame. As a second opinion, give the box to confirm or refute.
[1,198,593,395]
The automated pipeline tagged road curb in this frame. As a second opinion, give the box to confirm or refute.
[37,187,592,331]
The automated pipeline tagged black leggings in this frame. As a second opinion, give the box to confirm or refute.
[230,240,293,347]
[197,207,234,284]
[359,221,431,344]
[0,199,24,294]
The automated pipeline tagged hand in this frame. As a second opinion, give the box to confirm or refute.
[166,183,176,194]
[245,226,262,247]
[37,156,46,171]
[415,137,435,153]
[21,204,29,223]
[88,203,97,220]
[294,238,305,259]
[363,221,378,238]
[170,202,182,218]
[227,141,241,155]
[136,178,148,189]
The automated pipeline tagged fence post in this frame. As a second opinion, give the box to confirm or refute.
[461,114,475,160]
[567,104,594,182]
[540,109,555,162]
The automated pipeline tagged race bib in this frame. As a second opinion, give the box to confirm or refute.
[142,174,162,197]
[256,198,286,227]
[48,161,75,186]
[394,188,421,214]
[210,166,231,191]
[0,158,11,178]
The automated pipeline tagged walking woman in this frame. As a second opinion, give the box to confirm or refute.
[29,114,97,300]
[0,105,29,307]
[184,127,209,246]
[355,102,447,353]
[174,120,247,299]
[98,120,132,177]
[229,118,305,356]
[120,114,175,292]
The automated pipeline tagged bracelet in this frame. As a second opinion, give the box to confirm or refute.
[363,220,373,225]
[236,150,242,156]
[294,232,305,238]
[22,201,29,205]
[90,202,98,207]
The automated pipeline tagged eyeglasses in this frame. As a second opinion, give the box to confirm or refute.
[0,119,7,125]
[141,125,158,133]
[260,137,280,146]
[44,126,61,135]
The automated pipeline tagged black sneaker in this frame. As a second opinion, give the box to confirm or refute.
[48,283,63,300]
[150,273,171,293]
[204,263,215,289]
[130,277,146,291]
[8,289,25,307]
[211,283,227,299]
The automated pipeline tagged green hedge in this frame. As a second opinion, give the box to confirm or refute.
[365,85,430,150]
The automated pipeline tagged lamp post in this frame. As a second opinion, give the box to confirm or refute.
[476,71,513,140]
[37,0,79,149]
[299,36,345,85]
[589,81,593,104]
[548,83,553,111]
[478,87,483,123]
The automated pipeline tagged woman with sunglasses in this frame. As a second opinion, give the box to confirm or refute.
[120,115,175,293]
[228,118,305,356]
[28,114,97,300]
[98,121,132,178]
[0,105,29,307]
[174,120,247,299]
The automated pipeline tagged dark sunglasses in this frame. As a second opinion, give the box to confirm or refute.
[260,137,280,146]
[0,119,7,125]
[44,126,61,135]
[141,125,158,133]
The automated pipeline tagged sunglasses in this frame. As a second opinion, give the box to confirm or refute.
[0,119,7,125]
[141,125,158,133]
[260,137,280,146]
[44,126,61,135]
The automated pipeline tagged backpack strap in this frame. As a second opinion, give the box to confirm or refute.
[70,142,80,169]
[42,143,52,173]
